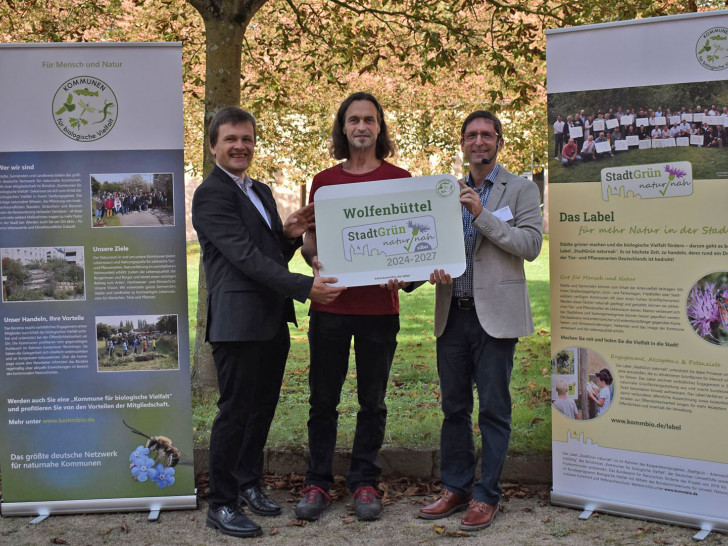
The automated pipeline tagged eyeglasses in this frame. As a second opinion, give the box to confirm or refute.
[463,131,498,143]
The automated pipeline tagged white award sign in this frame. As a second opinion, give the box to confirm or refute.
[314,175,466,287]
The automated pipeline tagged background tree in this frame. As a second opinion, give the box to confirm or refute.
[96,322,114,340]
[184,0,705,389]
[156,314,178,334]
[153,173,174,198]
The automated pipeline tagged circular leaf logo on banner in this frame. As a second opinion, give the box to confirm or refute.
[52,76,118,141]
[435,178,455,197]
[696,27,728,71]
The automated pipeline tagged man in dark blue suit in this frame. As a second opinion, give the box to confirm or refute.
[192,107,344,538]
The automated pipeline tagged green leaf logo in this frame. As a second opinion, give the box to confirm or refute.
[696,28,728,71]
[52,76,118,142]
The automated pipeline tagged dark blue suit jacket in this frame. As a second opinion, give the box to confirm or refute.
[191,165,312,342]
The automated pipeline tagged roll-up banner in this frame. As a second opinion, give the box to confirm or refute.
[0,43,195,516]
[547,11,728,532]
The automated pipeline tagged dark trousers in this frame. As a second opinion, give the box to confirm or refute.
[554,133,564,157]
[207,322,290,509]
[436,302,517,505]
[306,311,399,493]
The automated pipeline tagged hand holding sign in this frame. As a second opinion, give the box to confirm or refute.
[283,202,315,239]
[459,180,483,218]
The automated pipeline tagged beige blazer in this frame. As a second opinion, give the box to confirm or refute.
[434,167,543,339]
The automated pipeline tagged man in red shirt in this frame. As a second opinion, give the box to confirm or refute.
[561,138,579,167]
[297,92,411,522]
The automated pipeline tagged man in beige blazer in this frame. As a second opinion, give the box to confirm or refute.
[418,110,543,531]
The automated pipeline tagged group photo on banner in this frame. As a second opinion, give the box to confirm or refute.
[550,80,728,177]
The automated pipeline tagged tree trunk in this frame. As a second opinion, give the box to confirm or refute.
[188,0,265,390]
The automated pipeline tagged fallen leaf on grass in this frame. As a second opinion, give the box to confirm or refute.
[522,507,533,512]
[269,527,278,536]
[286,519,307,527]
[120,520,128,533]
[530,417,544,425]
[342,517,355,524]
[51,538,68,545]
[589,512,600,518]
[100,528,112,536]
[541,516,550,523]
[433,524,446,535]
[653,540,671,545]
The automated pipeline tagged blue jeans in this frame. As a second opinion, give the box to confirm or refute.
[305,311,399,493]
[436,302,517,505]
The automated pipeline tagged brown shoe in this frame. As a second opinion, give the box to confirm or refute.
[460,500,498,530]
[418,489,471,520]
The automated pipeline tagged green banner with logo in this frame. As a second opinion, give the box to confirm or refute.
[547,11,728,533]
[0,43,195,516]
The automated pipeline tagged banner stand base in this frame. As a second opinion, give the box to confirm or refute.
[551,491,728,534]
[693,529,711,541]
[29,514,49,525]
[1,494,197,518]
[577,508,594,520]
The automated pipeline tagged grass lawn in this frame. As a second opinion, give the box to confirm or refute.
[548,144,728,183]
[97,340,180,371]
[188,238,552,455]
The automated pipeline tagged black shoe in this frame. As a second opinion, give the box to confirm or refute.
[295,485,331,520]
[206,504,262,538]
[238,484,282,516]
[353,486,382,520]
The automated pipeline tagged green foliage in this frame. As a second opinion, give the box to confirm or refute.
[155,335,178,357]
[156,314,178,334]
[6,287,45,301]
[50,288,70,299]
[54,93,75,115]
[46,259,84,283]
[2,258,29,286]
[97,322,114,340]
[100,181,123,193]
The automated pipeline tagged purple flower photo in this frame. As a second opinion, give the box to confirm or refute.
[686,273,728,345]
